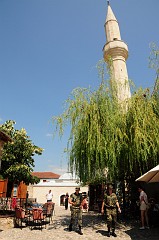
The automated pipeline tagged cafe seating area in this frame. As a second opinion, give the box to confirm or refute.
[14,202,55,230]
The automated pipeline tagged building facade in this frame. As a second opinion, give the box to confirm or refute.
[28,172,88,207]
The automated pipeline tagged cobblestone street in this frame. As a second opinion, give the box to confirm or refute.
[0,206,159,240]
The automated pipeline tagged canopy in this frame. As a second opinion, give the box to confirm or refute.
[135,165,159,182]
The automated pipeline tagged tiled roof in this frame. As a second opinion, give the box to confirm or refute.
[32,172,60,179]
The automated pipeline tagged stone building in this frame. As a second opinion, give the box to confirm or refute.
[28,172,88,206]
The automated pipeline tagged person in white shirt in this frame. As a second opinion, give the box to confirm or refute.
[46,190,53,202]
[138,187,149,229]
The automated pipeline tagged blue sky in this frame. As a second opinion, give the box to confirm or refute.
[0,0,159,175]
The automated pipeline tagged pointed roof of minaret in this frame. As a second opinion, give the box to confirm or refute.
[104,1,121,42]
[106,1,117,23]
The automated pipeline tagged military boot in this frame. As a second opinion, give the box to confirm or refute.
[112,229,117,237]
[107,226,110,237]
[69,223,72,231]
[79,226,83,235]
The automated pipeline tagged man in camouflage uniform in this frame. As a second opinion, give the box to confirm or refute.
[101,184,121,237]
[68,187,83,235]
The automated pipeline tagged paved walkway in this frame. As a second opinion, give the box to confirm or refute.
[0,206,159,240]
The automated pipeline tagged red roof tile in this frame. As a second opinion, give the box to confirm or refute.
[32,172,60,179]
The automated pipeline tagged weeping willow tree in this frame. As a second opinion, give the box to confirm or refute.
[53,45,159,185]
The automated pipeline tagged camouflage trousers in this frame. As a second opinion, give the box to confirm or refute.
[70,207,82,227]
[106,208,117,230]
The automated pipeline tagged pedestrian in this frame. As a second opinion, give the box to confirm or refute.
[138,186,149,229]
[68,187,84,235]
[82,194,88,212]
[101,184,121,237]
[25,191,29,208]
[46,189,53,202]
[65,192,69,210]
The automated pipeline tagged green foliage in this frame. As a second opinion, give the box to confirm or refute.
[123,90,159,177]
[52,45,159,185]
[150,43,159,116]
[149,42,159,77]
[0,120,43,185]
[53,82,159,184]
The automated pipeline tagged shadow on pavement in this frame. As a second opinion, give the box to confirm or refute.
[96,229,110,237]
[125,227,159,240]
[43,209,159,240]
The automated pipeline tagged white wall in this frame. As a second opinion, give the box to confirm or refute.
[29,185,88,206]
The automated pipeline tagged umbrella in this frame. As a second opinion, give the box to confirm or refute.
[135,165,159,182]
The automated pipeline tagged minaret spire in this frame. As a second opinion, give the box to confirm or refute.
[103,3,131,104]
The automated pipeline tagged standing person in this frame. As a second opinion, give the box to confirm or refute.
[46,189,53,202]
[65,192,69,210]
[25,191,29,208]
[101,184,121,237]
[82,194,88,212]
[68,187,83,235]
[138,186,149,229]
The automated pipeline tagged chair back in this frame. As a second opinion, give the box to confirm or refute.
[44,202,55,214]
[15,207,25,219]
[32,208,43,220]
[47,203,53,214]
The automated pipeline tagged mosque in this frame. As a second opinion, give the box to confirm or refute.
[29,2,132,208]
[0,2,132,210]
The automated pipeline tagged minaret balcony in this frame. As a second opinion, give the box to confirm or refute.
[103,40,128,61]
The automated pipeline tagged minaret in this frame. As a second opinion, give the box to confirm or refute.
[103,1,131,103]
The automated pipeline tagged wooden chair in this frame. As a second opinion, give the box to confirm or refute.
[30,208,45,230]
[43,202,55,224]
[14,207,28,229]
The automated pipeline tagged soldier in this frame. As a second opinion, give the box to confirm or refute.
[101,184,121,237]
[68,187,83,235]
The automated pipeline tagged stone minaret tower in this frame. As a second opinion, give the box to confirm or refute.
[103,1,131,103]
